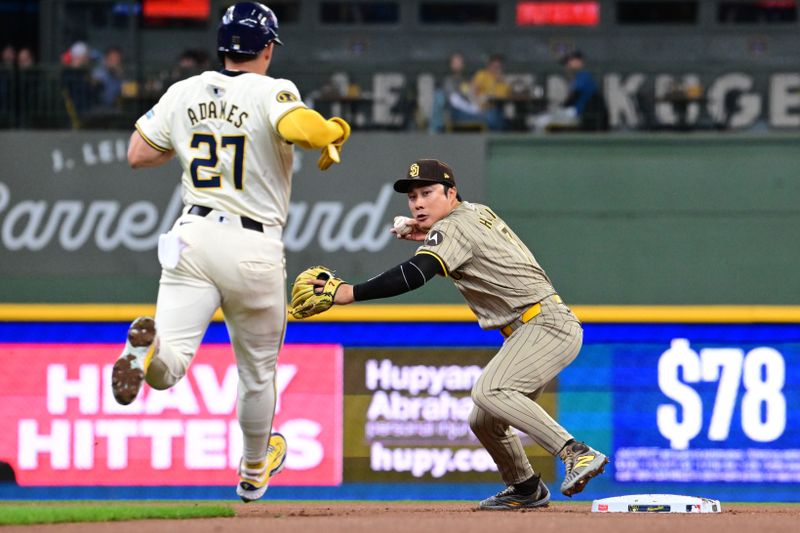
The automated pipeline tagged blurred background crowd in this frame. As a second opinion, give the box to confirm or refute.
[1,0,798,133]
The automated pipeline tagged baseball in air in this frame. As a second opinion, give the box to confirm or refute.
[393,216,414,237]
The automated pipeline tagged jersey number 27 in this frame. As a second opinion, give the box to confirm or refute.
[190,133,246,190]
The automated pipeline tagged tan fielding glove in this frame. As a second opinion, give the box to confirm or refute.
[289,266,346,319]
[317,117,351,171]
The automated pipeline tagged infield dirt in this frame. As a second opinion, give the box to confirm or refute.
[2,502,798,533]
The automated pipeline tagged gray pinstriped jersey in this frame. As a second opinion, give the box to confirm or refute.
[417,201,556,329]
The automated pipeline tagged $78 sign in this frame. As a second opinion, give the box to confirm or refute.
[657,339,786,450]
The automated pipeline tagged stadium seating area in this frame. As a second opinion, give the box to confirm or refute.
[1,0,799,132]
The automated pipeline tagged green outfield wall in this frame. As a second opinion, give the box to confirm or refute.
[486,134,800,304]
[0,132,797,304]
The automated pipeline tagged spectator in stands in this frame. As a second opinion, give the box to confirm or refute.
[92,46,124,110]
[144,49,212,103]
[0,45,14,127]
[471,54,509,131]
[194,49,212,70]
[533,50,607,133]
[179,49,209,73]
[162,49,209,87]
[61,41,95,121]
[2,45,15,67]
[16,47,38,128]
[60,40,93,68]
[428,52,488,133]
[16,47,34,69]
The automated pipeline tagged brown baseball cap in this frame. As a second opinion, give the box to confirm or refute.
[393,159,457,193]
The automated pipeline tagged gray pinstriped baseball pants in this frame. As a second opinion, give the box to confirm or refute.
[468,297,582,485]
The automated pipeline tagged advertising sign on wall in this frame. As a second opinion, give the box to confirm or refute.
[0,343,343,486]
[2,320,800,501]
[613,337,800,484]
[0,132,486,303]
[343,348,559,482]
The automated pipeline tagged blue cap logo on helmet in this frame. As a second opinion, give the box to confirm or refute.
[218,2,283,57]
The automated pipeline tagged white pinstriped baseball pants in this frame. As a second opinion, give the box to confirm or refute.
[469,297,582,485]
[144,208,286,464]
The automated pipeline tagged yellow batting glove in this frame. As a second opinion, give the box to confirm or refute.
[318,117,351,171]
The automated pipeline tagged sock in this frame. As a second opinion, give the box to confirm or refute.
[559,438,576,455]
[513,473,541,496]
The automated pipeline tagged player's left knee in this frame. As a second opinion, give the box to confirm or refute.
[144,357,177,390]
[467,404,483,432]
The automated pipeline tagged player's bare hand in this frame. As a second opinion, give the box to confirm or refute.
[301,277,354,304]
[333,284,354,305]
[391,217,427,241]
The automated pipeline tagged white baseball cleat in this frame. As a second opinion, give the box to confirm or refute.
[237,432,288,502]
[111,317,157,405]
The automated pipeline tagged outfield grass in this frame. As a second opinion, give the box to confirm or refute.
[0,503,234,525]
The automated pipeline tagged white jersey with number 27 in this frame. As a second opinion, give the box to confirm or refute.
[135,70,305,227]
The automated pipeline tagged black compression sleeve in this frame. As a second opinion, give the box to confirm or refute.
[352,253,444,302]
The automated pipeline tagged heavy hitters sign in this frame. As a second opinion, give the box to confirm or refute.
[0,343,343,486]
[343,348,558,482]
[0,132,485,302]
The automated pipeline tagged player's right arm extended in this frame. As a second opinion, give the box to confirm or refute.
[277,108,350,170]
[277,107,348,149]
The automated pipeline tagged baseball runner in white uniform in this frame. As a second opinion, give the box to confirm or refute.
[110,2,351,502]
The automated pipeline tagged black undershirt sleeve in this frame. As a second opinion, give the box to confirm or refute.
[352,253,444,302]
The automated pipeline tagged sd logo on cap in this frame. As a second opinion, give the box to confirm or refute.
[394,159,456,193]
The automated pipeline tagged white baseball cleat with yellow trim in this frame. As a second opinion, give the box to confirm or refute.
[111,317,157,406]
[237,432,288,503]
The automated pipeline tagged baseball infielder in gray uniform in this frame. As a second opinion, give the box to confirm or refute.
[110,2,351,502]
[290,159,608,510]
